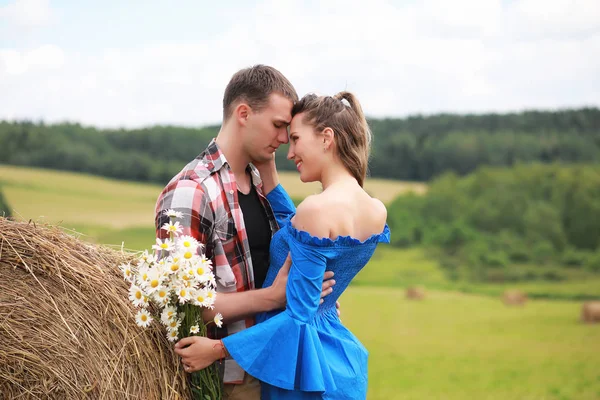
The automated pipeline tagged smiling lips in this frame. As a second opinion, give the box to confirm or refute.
[295,161,303,171]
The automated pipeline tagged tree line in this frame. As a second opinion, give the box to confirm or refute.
[0,107,598,184]
[387,163,600,282]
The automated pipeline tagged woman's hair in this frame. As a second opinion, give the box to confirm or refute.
[223,65,298,120]
[291,91,372,187]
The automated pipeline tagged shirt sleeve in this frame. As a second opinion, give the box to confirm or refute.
[266,183,296,227]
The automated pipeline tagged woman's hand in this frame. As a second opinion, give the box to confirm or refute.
[252,156,279,195]
[174,336,225,373]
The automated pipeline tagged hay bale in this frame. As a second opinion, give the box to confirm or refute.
[0,217,189,399]
[502,290,527,306]
[581,301,600,324]
[405,287,426,300]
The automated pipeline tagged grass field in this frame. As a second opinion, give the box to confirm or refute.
[2,164,599,399]
[343,287,600,400]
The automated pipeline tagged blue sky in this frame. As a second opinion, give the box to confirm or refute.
[1,0,599,128]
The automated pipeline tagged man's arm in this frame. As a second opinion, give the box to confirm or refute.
[155,178,289,325]
[155,178,336,325]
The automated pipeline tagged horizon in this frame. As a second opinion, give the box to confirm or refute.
[1,105,597,131]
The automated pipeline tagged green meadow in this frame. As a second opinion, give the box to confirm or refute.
[1,164,599,399]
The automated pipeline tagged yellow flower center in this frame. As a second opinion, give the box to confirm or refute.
[142,273,148,281]
[141,314,147,322]
[150,279,159,288]
[160,243,169,249]
[183,240,191,247]
[170,264,180,272]
[184,251,193,259]
[158,290,167,298]
[207,292,214,298]
[197,296,205,303]
[135,291,142,300]
[196,267,204,275]
[179,289,187,297]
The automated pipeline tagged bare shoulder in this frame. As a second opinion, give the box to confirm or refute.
[293,194,331,238]
[369,197,388,231]
[370,197,388,223]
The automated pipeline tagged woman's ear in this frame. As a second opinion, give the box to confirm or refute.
[322,127,334,151]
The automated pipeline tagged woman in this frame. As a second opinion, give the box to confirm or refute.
[176,91,389,399]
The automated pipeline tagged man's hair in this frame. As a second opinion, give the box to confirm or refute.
[223,65,298,120]
[292,92,372,187]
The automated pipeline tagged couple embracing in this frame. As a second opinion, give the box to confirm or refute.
[155,65,390,399]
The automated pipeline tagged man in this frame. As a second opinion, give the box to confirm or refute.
[155,65,336,400]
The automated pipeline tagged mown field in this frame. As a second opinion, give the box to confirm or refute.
[1,164,599,399]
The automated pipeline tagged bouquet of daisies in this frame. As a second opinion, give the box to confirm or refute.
[120,209,222,399]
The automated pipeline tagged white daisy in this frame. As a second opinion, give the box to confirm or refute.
[129,284,148,308]
[152,238,174,253]
[177,235,200,252]
[213,313,223,328]
[161,305,177,324]
[176,286,192,304]
[153,287,170,305]
[167,329,179,342]
[166,317,182,332]
[189,325,200,334]
[137,265,150,283]
[138,250,156,267]
[135,309,153,328]
[206,289,216,301]
[161,221,183,235]
[163,209,184,219]
[119,263,133,281]
[200,255,212,269]
[144,269,165,294]
[166,258,182,274]
[192,289,209,307]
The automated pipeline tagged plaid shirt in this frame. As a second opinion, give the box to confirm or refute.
[155,139,279,384]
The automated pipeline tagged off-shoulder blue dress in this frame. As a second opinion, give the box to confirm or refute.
[222,184,390,399]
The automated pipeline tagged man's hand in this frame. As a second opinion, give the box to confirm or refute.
[320,271,335,303]
[268,254,292,309]
[174,336,223,373]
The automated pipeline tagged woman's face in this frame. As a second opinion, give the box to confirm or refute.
[287,113,326,183]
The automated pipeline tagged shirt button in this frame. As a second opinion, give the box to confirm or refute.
[229,190,234,195]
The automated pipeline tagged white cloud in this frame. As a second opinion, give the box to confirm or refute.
[0,45,64,75]
[0,0,55,28]
[0,0,598,127]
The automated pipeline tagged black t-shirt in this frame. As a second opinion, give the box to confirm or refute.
[238,184,272,289]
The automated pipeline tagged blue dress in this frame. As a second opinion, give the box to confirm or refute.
[222,185,390,399]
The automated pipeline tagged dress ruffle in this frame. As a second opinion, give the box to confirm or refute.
[222,311,338,392]
[283,214,391,248]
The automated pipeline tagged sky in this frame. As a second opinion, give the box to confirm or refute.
[0,0,599,128]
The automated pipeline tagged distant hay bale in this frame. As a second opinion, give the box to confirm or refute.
[581,301,600,324]
[405,287,426,300]
[502,290,527,306]
[0,217,189,399]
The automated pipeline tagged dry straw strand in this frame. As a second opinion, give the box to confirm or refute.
[0,217,191,399]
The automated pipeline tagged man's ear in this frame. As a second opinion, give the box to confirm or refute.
[235,103,251,126]
[322,127,335,150]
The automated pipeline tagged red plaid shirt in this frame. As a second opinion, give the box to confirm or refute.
[155,139,278,384]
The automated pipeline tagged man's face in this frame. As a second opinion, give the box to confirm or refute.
[244,93,293,163]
